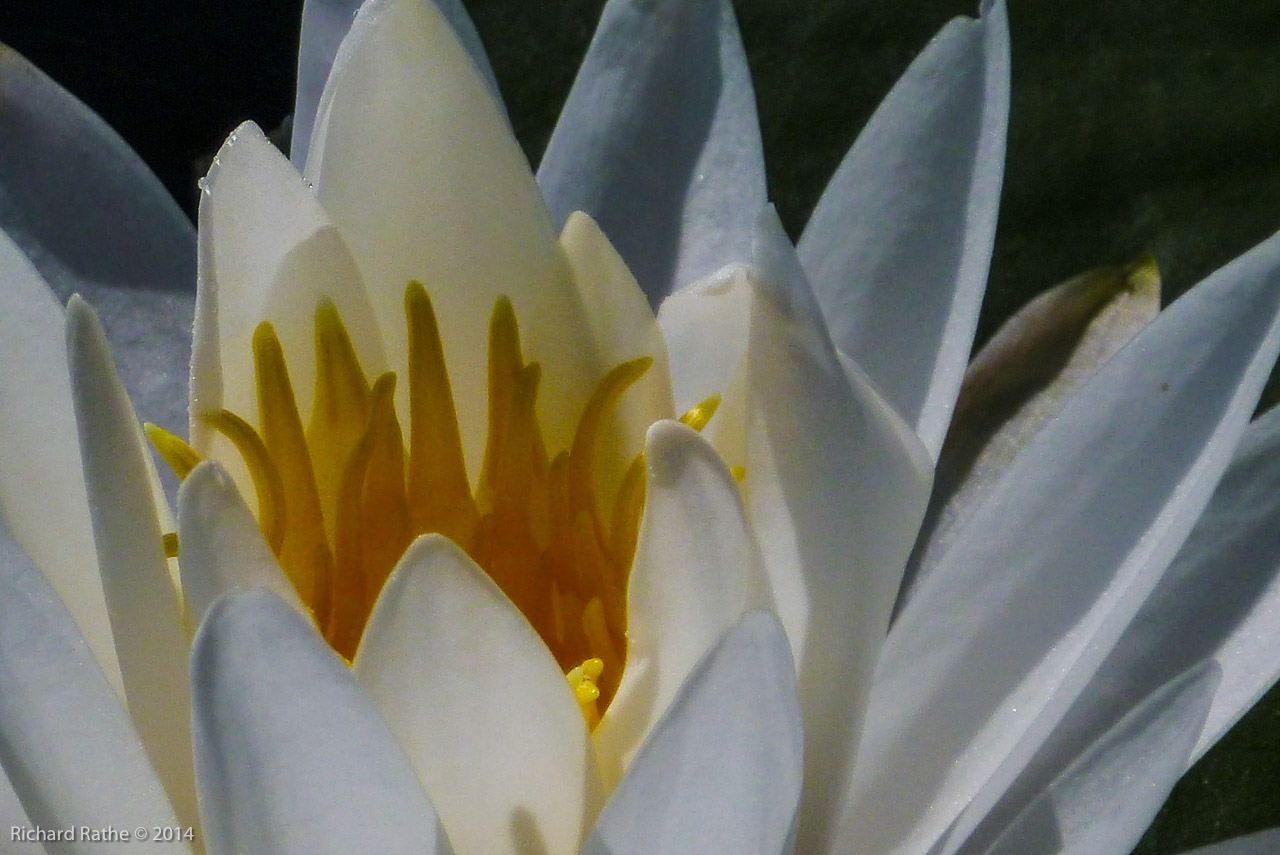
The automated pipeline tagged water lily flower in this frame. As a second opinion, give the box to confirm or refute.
[1,1,1280,855]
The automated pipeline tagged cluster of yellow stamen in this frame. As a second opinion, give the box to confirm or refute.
[148,283,719,725]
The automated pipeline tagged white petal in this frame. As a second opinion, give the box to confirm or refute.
[65,298,197,835]
[797,0,1009,455]
[306,0,599,471]
[0,766,42,855]
[192,589,451,855]
[177,461,309,627]
[1175,830,1280,855]
[0,516,185,851]
[0,45,194,439]
[192,121,384,462]
[594,421,768,788]
[584,612,802,855]
[747,210,932,853]
[538,0,765,304]
[905,258,1161,610]
[291,0,502,169]
[354,535,601,855]
[0,229,121,696]
[841,232,1280,855]
[972,663,1217,855]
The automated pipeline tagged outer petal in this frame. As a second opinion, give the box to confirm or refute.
[65,299,197,836]
[177,461,309,627]
[0,767,42,854]
[537,0,765,305]
[306,0,599,470]
[193,589,452,855]
[840,233,1280,855]
[584,612,802,855]
[1175,830,1280,855]
[0,229,121,696]
[354,535,601,855]
[0,45,194,436]
[0,516,185,852]
[192,121,384,458]
[594,421,769,787]
[971,663,1217,855]
[797,0,1009,455]
[291,0,502,169]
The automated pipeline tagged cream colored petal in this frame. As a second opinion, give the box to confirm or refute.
[306,0,600,471]
[192,120,384,464]
[594,420,769,788]
[0,229,122,697]
[65,297,198,837]
[355,535,600,855]
[177,461,310,627]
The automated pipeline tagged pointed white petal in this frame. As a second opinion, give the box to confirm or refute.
[972,664,1217,855]
[0,229,121,696]
[193,121,384,462]
[797,0,1009,455]
[307,0,598,470]
[65,298,197,835]
[355,536,601,855]
[0,46,193,438]
[748,210,933,853]
[584,612,802,855]
[0,516,184,850]
[841,232,1280,855]
[594,421,768,788]
[291,0,502,169]
[538,0,765,304]
[192,590,451,855]
[177,461,309,627]
[1175,830,1280,855]
[905,258,1160,610]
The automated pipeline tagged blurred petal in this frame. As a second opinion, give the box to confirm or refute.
[797,0,1009,455]
[355,535,601,855]
[584,612,802,855]
[0,228,121,696]
[0,767,41,854]
[193,589,452,855]
[0,515,184,850]
[538,0,765,305]
[842,232,1280,855]
[594,421,768,787]
[193,121,384,459]
[972,663,1217,855]
[291,0,502,169]
[1176,830,1280,855]
[177,461,308,627]
[306,0,598,470]
[65,298,197,835]
[0,45,193,437]
[904,257,1161,609]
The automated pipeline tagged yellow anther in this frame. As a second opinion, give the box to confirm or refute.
[144,424,202,480]
[202,409,288,555]
[161,532,180,559]
[731,466,746,483]
[478,296,527,516]
[309,298,371,541]
[567,657,605,729]
[679,394,721,432]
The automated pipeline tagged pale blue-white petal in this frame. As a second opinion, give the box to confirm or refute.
[0,46,193,439]
[838,231,1280,855]
[584,612,802,855]
[1176,830,1280,855]
[291,0,502,169]
[192,589,452,855]
[0,515,185,852]
[972,663,1217,855]
[797,0,1009,455]
[0,767,42,854]
[65,298,197,836]
[537,0,765,305]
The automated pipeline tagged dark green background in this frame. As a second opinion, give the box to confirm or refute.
[2,0,1279,851]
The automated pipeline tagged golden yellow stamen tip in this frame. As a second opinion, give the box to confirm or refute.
[731,466,746,483]
[161,532,180,559]
[144,423,202,480]
[679,394,722,432]
[567,657,605,728]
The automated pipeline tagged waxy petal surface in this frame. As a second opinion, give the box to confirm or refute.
[538,0,765,305]
[193,590,451,855]
[798,0,1009,455]
[355,536,601,855]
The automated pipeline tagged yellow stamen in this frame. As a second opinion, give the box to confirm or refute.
[162,532,181,559]
[144,423,202,479]
[679,394,721,432]
[202,409,287,555]
[566,658,604,730]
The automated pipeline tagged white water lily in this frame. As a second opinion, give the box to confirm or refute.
[1,2,1280,855]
